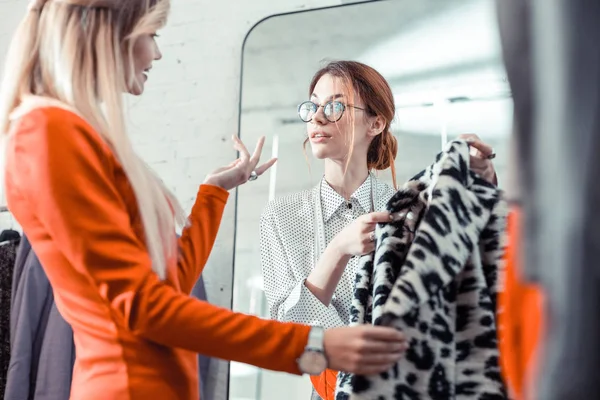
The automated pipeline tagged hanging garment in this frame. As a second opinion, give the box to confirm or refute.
[5,235,214,400]
[496,0,600,399]
[190,276,213,400]
[5,234,75,400]
[498,207,544,400]
[0,232,20,399]
[335,140,509,400]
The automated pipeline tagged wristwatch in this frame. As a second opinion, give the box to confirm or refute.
[297,325,328,375]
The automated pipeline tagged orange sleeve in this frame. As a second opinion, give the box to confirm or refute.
[498,210,525,397]
[498,208,545,400]
[14,108,310,374]
[176,184,228,294]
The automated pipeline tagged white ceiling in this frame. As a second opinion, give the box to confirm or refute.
[240,0,475,112]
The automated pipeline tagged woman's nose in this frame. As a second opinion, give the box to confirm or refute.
[312,105,328,125]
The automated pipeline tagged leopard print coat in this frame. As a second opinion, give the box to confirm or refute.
[335,140,509,400]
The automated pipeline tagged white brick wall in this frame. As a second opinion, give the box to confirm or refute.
[0,1,343,399]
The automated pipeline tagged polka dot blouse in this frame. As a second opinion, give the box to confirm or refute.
[259,174,396,329]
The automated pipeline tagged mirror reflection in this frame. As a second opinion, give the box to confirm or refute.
[231,1,512,399]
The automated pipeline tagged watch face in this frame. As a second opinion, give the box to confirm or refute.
[298,351,327,375]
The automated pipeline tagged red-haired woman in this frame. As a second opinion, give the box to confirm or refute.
[260,60,498,399]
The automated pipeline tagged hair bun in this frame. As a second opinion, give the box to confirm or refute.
[368,130,397,171]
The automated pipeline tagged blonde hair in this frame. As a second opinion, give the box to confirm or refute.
[0,0,184,279]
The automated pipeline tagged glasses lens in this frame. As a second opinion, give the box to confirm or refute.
[324,101,345,122]
[298,102,316,122]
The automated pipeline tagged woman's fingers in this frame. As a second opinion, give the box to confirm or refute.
[458,133,494,158]
[254,158,278,176]
[249,136,266,169]
[468,140,494,158]
[362,212,393,225]
[232,135,251,164]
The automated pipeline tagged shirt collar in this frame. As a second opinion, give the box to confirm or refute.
[320,174,374,222]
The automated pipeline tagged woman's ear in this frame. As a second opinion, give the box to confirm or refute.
[367,115,386,138]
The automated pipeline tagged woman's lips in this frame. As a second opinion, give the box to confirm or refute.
[310,132,331,143]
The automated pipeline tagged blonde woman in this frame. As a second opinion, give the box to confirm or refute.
[0,1,409,399]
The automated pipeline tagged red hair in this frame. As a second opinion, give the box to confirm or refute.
[305,60,398,188]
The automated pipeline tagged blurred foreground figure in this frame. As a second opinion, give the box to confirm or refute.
[496,0,600,399]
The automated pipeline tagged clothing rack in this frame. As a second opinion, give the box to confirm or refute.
[0,206,9,213]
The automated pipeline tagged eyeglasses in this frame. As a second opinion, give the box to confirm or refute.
[297,100,366,123]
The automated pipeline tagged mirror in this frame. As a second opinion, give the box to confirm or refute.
[230,1,511,399]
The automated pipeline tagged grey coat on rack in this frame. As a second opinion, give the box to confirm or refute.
[5,234,74,400]
[0,231,20,400]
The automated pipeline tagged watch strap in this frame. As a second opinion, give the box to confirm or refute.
[307,325,325,350]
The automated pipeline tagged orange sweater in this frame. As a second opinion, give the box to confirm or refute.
[498,208,545,400]
[3,104,310,400]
